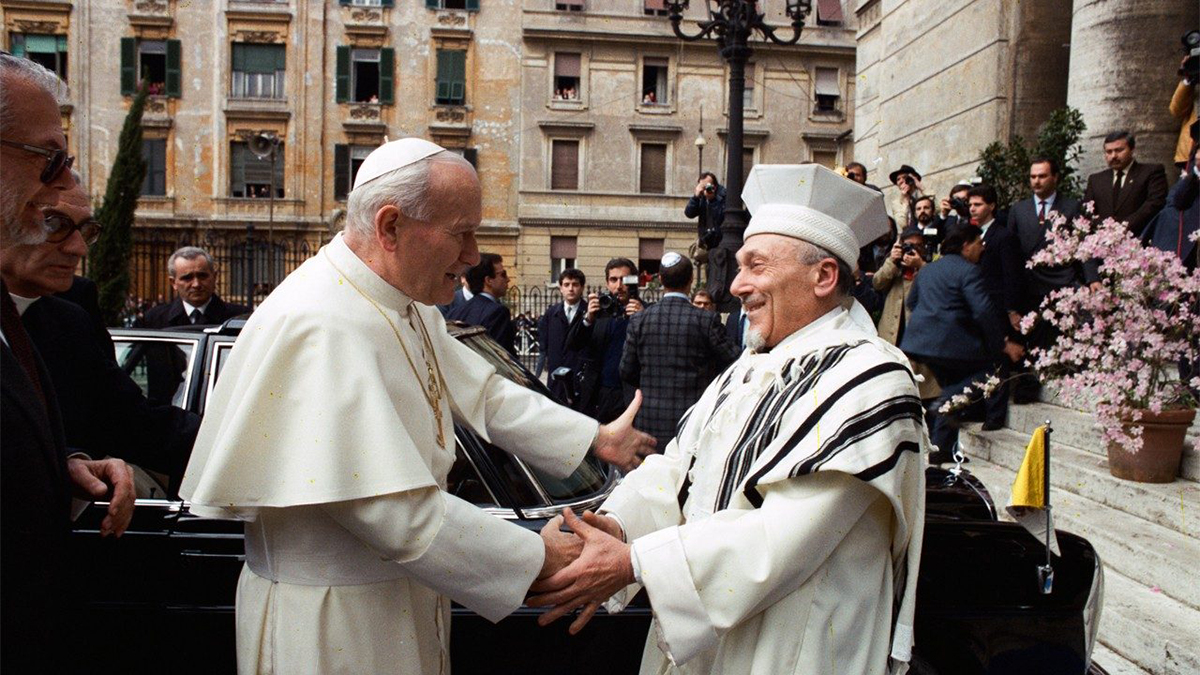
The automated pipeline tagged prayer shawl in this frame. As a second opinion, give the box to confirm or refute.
[180,234,597,673]
[603,306,927,675]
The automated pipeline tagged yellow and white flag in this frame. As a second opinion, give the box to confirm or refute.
[1006,425,1061,556]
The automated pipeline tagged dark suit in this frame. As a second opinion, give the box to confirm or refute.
[1,333,73,671]
[567,311,632,423]
[56,276,114,361]
[437,286,470,317]
[138,294,250,328]
[1082,160,1169,238]
[1010,194,1086,309]
[724,306,746,350]
[620,295,739,449]
[23,296,200,480]
[448,293,515,355]
[901,254,1007,454]
[537,302,584,402]
[978,220,1023,317]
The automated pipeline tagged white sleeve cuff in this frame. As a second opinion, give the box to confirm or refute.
[631,526,718,665]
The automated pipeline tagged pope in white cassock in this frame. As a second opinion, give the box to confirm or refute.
[179,138,655,674]
[530,164,929,675]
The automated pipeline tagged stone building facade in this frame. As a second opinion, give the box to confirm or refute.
[854,0,1197,205]
[3,0,855,302]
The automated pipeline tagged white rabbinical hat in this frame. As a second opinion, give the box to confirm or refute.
[353,137,447,191]
[742,164,889,268]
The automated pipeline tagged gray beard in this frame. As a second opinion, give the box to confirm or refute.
[0,185,50,247]
[744,327,766,352]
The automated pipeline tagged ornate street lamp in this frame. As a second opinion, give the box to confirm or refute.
[664,0,812,307]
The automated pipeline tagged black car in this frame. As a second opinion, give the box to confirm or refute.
[70,321,1106,674]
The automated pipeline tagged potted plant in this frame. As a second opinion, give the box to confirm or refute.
[1022,213,1200,482]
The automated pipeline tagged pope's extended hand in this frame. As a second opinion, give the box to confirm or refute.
[538,513,582,581]
[528,509,634,635]
[592,390,656,472]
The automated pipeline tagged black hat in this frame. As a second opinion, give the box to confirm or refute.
[888,164,922,185]
[899,226,925,241]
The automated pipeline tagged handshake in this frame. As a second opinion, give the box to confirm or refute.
[528,508,634,634]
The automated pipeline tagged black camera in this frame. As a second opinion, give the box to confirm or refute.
[901,175,916,188]
[950,196,971,220]
[1181,30,1200,85]
[703,184,716,195]
[597,275,640,317]
[901,243,918,256]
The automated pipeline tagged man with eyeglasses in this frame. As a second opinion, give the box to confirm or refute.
[447,252,516,355]
[0,52,136,673]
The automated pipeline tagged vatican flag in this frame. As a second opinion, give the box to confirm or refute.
[1006,425,1061,556]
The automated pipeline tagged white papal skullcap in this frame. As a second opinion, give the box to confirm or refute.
[742,164,889,268]
[353,137,446,191]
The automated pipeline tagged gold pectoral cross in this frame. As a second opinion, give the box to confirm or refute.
[427,362,445,448]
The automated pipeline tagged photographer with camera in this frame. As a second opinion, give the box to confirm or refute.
[888,164,925,230]
[937,182,973,233]
[566,258,645,423]
[685,172,727,251]
[872,227,940,400]
[1171,30,1199,168]
[911,195,940,257]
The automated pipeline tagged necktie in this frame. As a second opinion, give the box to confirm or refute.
[1037,200,1046,222]
[1113,170,1124,206]
[1,290,47,411]
[190,308,203,324]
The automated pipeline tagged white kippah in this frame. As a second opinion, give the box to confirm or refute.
[353,138,446,190]
[742,164,889,268]
[661,251,684,268]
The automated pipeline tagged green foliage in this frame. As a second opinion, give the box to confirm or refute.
[976,107,1087,210]
[90,86,148,326]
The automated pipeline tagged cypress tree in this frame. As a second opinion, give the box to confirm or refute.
[90,85,148,326]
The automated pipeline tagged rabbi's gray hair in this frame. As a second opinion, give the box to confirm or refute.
[0,54,67,135]
[344,151,475,238]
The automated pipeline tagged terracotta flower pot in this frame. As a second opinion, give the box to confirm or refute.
[1107,408,1196,483]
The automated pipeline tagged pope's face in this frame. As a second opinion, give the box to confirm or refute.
[730,234,823,349]
[394,161,481,305]
[0,74,74,247]
[0,184,89,297]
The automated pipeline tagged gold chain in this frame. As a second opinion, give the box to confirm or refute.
[323,250,449,449]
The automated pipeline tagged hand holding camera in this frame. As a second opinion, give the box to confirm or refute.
[900,244,924,269]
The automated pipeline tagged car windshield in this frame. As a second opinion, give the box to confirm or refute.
[457,330,609,502]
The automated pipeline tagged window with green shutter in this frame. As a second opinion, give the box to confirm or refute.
[426,0,478,10]
[344,47,393,104]
[435,50,466,105]
[231,142,285,199]
[334,144,374,200]
[231,43,286,99]
[335,46,350,103]
[10,34,69,81]
[165,39,182,98]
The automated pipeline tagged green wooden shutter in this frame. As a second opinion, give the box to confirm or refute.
[466,0,479,10]
[426,0,440,9]
[435,50,450,102]
[121,37,137,95]
[379,48,394,104]
[381,0,395,6]
[335,46,350,103]
[165,39,182,98]
[338,0,350,5]
[334,145,350,200]
[450,51,465,103]
[463,148,478,168]
[9,35,25,58]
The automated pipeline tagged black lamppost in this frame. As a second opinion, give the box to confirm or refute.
[664,0,812,307]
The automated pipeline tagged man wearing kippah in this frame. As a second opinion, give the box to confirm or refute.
[531,164,928,675]
[179,138,655,673]
[619,252,739,450]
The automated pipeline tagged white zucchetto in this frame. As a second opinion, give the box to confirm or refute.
[742,164,889,268]
[352,138,447,191]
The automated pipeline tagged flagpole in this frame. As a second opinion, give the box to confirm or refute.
[1039,420,1054,594]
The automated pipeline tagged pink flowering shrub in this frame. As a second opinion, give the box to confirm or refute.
[1024,213,1200,453]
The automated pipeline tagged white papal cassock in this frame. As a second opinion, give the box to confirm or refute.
[602,305,927,675]
[179,233,598,674]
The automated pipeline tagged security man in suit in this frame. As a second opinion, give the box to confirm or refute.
[620,253,739,450]
[447,252,516,355]
[537,267,586,402]
[1082,130,1168,238]
[139,246,250,327]
[0,53,134,672]
[567,257,645,423]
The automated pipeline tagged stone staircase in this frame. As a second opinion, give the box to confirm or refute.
[958,401,1200,675]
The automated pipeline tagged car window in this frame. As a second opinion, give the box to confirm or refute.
[458,331,609,502]
[203,342,236,415]
[448,440,499,507]
[114,338,197,409]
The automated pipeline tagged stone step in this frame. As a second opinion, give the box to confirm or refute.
[963,459,1200,674]
[959,456,1200,611]
[960,425,1200,538]
[1091,642,1149,675]
[1006,402,1200,483]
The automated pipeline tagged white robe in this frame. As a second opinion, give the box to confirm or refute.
[602,307,927,675]
[179,234,598,674]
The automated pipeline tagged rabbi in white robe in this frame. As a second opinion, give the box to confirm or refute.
[179,138,654,674]
[529,164,928,675]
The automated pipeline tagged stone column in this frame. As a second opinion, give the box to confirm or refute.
[1067,0,1198,175]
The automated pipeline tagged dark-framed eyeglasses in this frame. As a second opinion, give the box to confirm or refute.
[43,212,101,246]
[0,140,75,185]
